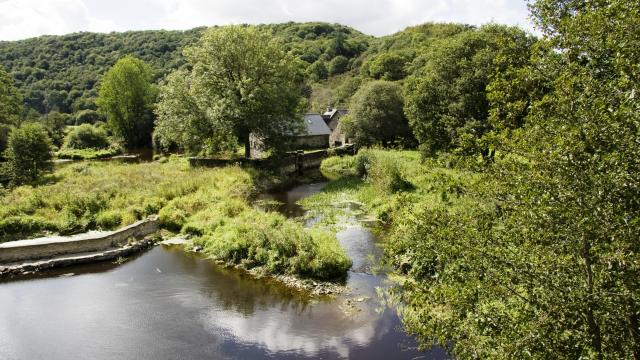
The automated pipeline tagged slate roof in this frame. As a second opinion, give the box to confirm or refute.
[302,114,332,136]
[322,108,348,120]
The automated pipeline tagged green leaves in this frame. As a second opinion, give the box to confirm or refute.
[404,25,534,156]
[155,26,305,158]
[0,65,23,127]
[96,55,157,148]
[344,80,414,147]
[3,122,53,185]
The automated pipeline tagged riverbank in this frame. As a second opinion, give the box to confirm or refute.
[301,149,493,351]
[0,166,447,358]
[0,158,351,281]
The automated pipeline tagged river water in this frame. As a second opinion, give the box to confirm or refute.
[0,182,447,360]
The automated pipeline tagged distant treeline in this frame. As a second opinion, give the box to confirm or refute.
[0,22,374,120]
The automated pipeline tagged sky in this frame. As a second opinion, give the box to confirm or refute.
[0,0,535,41]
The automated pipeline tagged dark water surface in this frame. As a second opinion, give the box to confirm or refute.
[0,182,447,360]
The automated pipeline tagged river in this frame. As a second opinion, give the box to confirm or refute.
[0,181,447,360]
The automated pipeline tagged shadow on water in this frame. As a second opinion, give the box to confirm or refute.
[0,180,449,360]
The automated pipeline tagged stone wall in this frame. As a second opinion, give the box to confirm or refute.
[294,135,329,149]
[0,216,159,264]
[188,145,355,174]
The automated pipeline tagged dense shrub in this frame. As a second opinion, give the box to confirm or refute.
[193,209,351,280]
[366,52,408,80]
[328,55,349,76]
[307,60,328,81]
[3,123,53,185]
[158,203,188,231]
[95,210,123,229]
[63,124,111,149]
[74,109,103,125]
[322,150,413,193]
[359,150,412,193]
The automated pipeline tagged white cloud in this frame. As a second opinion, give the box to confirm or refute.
[0,0,534,41]
[0,0,117,40]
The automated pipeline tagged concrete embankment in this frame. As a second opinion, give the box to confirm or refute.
[0,216,159,278]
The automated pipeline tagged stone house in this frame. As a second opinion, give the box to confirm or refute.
[249,113,331,158]
[294,113,331,149]
[322,107,349,147]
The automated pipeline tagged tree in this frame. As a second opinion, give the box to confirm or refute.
[96,55,157,148]
[403,25,534,156]
[307,60,329,82]
[393,1,640,358]
[367,52,408,81]
[328,55,349,76]
[155,26,306,158]
[496,0,640,357]
[0,65,22,126]
[342,80,413,147]
[3,123,52,185]
[38,110,70,147]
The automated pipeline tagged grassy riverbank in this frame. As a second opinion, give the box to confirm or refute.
[302,149,490,225]
[0,159,350,280]
[303,149,497,347]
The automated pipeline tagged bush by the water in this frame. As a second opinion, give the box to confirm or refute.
[192,209,351,280]
[319,149,413,193]
[359,149,412,193]
[63,124,111,150]
[56,124,121,159]
[56,147,122,160]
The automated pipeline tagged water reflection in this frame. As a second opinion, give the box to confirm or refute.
[0,182,447,360]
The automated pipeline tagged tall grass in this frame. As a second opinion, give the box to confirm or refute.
[192,209,351,280]
[305,149,488,224]
[0,159,249,241]
[0,158,351,280]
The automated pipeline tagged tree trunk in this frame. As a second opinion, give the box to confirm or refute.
[244,140,251,159]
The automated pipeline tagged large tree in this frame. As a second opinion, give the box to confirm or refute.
[96,55,157,148]
[0,65,22,127]
[403,25,534,156]
[155,26,306,158]
[342,80,413,147]
[393,0,640,358]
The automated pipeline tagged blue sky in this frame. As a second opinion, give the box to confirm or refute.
[0,0,535,41]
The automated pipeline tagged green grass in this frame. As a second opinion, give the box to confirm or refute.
[305,149,488,223]
[0,158,350,280]
[56,147,122,160]
[319,155,358,179]
[192,209,351,280]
